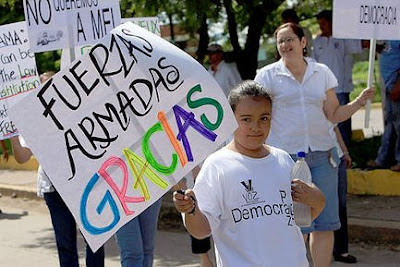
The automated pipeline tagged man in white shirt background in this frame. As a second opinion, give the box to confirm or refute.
[313,10,367,264]
[313,10,366,146]
[207,44,242,98]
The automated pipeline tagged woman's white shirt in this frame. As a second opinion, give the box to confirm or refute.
[254,58,338,154]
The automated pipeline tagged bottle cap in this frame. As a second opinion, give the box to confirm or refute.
[297,151,306,158]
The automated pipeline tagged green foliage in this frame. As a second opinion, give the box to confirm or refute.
[0,0,24,25]
[0,0,336,77]
[35,51,61,73]
[0,139,12,156]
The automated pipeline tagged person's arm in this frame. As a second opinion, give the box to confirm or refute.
[291,179,325,220]
[191,165,201,181]
[323,87,375,123]
[9,136,33,164]
[173,189,211,239]
[334,126,352,168]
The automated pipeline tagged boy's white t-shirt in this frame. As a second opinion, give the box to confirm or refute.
[193,146,308,267]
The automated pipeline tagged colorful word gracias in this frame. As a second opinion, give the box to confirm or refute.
[80,84,223,234]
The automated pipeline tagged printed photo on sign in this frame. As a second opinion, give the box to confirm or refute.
[9,22,237,251]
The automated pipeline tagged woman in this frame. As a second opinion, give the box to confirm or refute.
[254,23,374,267]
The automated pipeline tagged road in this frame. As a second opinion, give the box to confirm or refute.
[351,105,384,138]
[1,195,399,267]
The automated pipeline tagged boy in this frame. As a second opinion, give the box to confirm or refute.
[173,80,325,266]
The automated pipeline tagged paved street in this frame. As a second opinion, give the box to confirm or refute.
[1,195,400,267]
[1,104,399,266]
[351,104,384,138]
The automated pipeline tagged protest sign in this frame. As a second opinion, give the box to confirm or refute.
[61,17,160,69]
[332,0,399,127]
[23,0,121,52]
[0,21,40,140]
[10,22,237,251]
[333,0,399,40]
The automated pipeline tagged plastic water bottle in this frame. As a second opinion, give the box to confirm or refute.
[291,151,312,227]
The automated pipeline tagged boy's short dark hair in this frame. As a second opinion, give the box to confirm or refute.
[281,9,300,24]
[316,10,332,22]
[228,80,271,112]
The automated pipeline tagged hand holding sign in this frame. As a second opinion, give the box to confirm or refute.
[355,87,376,106]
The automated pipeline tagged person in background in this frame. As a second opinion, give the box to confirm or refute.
[254,22,374,267]
[114,199,162,267]
[207,44,242,97]
[0,140,9,162]
[10,72,105,267]
[173,80,325,267]
[333,126,357,263]
[281,8,313,56]
[0,139,9,214]
[313,9,367,147]
[313,12,368,262]
[367,40,400,171]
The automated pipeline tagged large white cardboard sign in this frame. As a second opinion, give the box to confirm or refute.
[61,17,160,69]
[10,22,237,251]
[333,0,400,40]
[23,0,121,52]
[0,21,40,140]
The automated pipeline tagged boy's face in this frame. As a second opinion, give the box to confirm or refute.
[317,18,332,36]
[233,96,272,153]
[208,51,223,65]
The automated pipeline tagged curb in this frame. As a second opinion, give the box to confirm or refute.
[1,173,399,245]
[0,184,38,200]
[0,156,38,171]
[348,217,400,244]
[347,169,400,196]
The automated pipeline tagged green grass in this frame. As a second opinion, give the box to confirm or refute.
[351,60,382,103]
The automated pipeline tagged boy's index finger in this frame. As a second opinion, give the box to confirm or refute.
[176,189,196,203]
[176,189,185,195]
[175,189,190,201]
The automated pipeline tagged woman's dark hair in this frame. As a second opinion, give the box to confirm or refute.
[274,22,307,57]
[228,80,271,112]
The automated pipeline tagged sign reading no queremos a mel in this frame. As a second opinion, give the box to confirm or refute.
[60,17,161,69]
[333,0,400,39]
[23,0,121,52]
[9,22,237,251]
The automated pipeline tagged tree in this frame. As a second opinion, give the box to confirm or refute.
[1,0,334,78]
[0,0,24,25]
[224,0,285,79]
